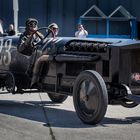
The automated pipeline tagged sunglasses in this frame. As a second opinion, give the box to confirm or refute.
[52,27,58,30]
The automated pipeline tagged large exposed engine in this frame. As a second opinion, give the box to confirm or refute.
[65,40,109,53]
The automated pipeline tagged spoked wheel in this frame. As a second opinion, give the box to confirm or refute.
[48,93,68,103]
[73,70,108,125]
[5,72,16,94]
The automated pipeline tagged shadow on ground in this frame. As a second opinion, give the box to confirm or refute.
[0,100,139,128]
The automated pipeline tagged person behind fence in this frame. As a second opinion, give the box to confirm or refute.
[75,23,88,38]
[7,24,16,36]
[0,19,4,35]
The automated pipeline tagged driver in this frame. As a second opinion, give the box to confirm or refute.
[17,18,44,56]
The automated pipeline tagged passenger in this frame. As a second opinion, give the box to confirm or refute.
[7,24,16,36]
[17,18,44,56]
[30,23,59,88]
[47,23,59,38]
[75,23,88,38]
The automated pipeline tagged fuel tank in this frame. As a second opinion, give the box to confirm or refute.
[0,36,29,73]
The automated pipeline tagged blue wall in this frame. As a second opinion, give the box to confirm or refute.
[0,0,140,37]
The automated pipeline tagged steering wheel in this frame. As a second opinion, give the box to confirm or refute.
[30,27,55,47]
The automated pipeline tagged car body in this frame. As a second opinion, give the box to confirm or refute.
[0,28,140,125]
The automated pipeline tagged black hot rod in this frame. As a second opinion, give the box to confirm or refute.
[0,27,140,125]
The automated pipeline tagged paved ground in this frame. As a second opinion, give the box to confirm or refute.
[0,91,139,140]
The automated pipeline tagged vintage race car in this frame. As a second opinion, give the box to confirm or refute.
[0,27,140,125]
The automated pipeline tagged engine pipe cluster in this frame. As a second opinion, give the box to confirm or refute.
[65,41,108,52]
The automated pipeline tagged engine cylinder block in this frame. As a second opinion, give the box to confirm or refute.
[65,41,108,53]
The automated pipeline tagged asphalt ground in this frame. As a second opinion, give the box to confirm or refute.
[0,91,139,140]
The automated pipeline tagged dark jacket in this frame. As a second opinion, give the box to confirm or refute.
[7,30,16,36]
[17,31,43,56]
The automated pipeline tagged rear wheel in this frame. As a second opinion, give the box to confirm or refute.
[48,93,68,103]
[120,99,138,108]
[120,84,139,108]
[73,70,108,125]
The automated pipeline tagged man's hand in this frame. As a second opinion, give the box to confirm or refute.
[81,25,84,30]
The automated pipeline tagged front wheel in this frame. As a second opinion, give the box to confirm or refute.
[48,93,68,103]
[73,70,108,125]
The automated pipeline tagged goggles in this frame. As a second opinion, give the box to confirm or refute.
[27,21,37,28]
[52,27,58,30]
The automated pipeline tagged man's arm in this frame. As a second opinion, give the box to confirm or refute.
[75,31,80,37]
[17,33,34,55]
[82,26,88,36]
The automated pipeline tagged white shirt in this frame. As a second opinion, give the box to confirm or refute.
[75,30,88,38]
[0,23,3,34]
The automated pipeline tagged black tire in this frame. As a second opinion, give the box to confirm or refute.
[48,93,68,103]
[73,70,108,125]
[120,85,139,108]
[120,100,138,108]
